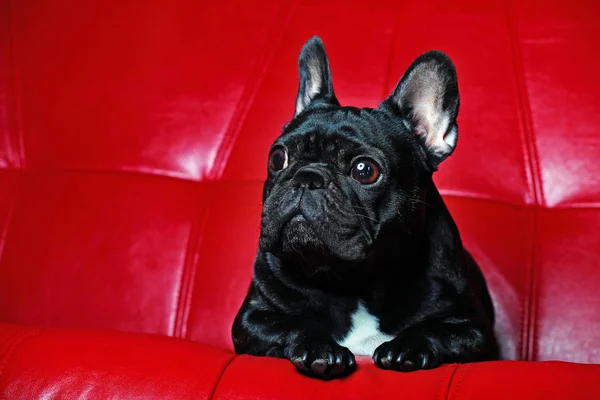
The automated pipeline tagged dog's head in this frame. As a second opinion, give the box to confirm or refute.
[259,36,459,265]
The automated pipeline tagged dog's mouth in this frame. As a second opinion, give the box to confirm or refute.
[260,186,374,262]
[278,209,372,263]
[280,212,308,237]
[280,212,323,253]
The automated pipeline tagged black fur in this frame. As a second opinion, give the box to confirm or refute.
[232,36,497,380]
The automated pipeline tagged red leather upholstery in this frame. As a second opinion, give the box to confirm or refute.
[1,0,599,398]
[0,323,235,399]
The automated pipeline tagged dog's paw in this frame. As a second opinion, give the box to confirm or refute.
[288,342,356,380]
[373,334,441,372]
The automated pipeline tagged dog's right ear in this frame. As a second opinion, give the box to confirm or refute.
[294,36,339,117]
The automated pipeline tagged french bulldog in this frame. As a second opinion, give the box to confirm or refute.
[232,36,497,380]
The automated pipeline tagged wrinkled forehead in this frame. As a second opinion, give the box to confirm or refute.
[276,107,397,157]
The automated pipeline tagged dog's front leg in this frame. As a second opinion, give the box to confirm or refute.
[233,306,356,380]
[372,317,496,372]
[284,327,357,380]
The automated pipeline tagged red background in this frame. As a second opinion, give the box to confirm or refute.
[1,0,599,398]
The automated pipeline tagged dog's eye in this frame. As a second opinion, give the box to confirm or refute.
[269,148,288,171]
[351,159,380,184]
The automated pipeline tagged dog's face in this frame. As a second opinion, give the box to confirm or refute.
[259,37,459,265]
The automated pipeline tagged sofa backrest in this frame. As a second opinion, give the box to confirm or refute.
[1,0,599,363]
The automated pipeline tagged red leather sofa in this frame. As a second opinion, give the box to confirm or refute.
[1,0,600,398]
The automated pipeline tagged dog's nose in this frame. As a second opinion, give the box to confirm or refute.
[292,166,328,190]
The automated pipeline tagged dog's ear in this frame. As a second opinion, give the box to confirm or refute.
[294,36,339,117]
[381,51,459,170]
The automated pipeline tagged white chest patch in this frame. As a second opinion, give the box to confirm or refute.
[336,302,394,356]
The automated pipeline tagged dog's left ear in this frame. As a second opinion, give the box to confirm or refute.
[294,36,339,117]
[381,51,459,170]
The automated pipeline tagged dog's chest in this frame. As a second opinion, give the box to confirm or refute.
[336,302,394,356]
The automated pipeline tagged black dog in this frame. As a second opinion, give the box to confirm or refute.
[232,36,497,380]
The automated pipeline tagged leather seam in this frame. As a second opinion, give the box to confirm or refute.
[0,328,42,377]
[0,192,15,258]
[503,0,542,361]
[0,0,15,168]
[503,0,543,206]
[172,189,210,339]
[6,0,26,169]
[517,208,538,361]
[209,0,297,181]
[439,364,460,400]
[446,364,470,400]
[440,190,532,209]
[0,171,21,265]
[18,166,204,184]
[208,354,239,400]
[525,209,539,360]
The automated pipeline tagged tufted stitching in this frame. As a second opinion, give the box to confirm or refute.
[504,0,543,361]
[209,1,297,182]
[0,327,42,377]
